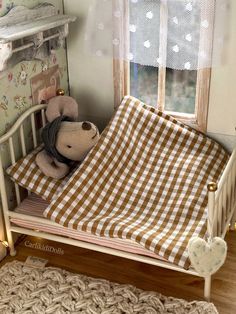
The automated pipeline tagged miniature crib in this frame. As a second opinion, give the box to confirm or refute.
[0,103,236,301]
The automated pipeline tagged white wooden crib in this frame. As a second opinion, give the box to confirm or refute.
[0,104,236,301]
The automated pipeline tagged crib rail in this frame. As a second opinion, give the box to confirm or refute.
[207,148,236,238]
[0,104,46,204]
[0,104,46,145]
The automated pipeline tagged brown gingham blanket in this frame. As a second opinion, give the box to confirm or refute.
[44,96,229,269]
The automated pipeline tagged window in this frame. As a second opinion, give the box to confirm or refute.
[130,65,197,114]
[113,0,214,132]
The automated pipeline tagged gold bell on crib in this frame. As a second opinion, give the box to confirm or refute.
[56,89,65,96]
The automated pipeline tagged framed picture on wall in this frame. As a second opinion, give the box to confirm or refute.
[30,64,60,105]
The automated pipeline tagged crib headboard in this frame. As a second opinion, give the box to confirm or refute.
[0,104,46,215]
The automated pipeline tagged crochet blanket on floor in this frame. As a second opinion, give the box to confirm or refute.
[44,96,229,269]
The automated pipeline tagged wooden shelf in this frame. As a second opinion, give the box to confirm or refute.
[0,14,76,44]
[0,3,76,71]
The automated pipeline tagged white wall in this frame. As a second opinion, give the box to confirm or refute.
[64,0,236,149]
[64,0,114,130]
[207,0,236,150]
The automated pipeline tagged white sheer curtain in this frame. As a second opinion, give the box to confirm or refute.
[85,0,230,70]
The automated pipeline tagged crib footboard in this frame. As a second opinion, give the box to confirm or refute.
[203,149,236,301]
[207,148,236,239]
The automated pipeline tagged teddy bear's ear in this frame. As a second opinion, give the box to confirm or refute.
[46,95,79,123]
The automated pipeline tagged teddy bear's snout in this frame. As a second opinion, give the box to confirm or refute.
[82,121,92,131]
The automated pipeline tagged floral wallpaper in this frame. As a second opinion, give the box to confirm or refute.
[0,56,68,135]
[0,0,69,137]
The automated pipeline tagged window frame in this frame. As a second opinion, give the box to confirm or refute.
[113,0,215,132]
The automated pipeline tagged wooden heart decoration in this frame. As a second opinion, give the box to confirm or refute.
[188,237,227,277]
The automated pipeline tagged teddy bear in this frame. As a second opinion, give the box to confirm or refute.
[36,90,100,179]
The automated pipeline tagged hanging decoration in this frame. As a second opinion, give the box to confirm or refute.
[188,237,227,277]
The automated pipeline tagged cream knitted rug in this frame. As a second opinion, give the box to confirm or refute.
[0,261,218,314]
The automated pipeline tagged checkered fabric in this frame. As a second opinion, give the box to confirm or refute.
[44,96,229,268]
[6,145,73,202]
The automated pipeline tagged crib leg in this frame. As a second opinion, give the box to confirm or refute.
[10,247,17,256]
[230,205,236,231]
[204,276,211,301]
[230,219,235,231]
[6,230,16,256]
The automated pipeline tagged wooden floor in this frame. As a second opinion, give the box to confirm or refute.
[1,231,236,314]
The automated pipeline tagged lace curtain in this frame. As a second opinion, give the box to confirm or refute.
[85,0,230,70]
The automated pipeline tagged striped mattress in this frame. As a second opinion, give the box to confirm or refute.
[10,194,165,260]
[44,96,229,269]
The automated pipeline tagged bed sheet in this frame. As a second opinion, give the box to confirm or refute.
[10,194,166,260]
